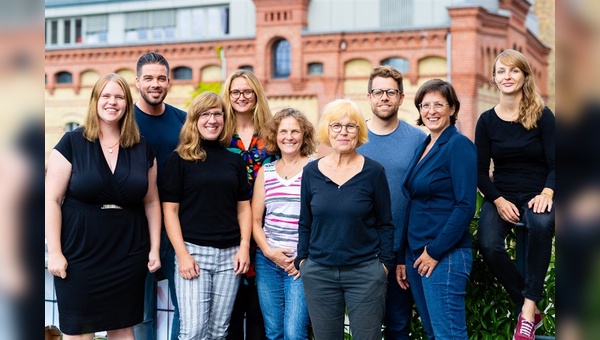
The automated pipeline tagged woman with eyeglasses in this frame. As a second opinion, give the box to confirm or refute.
[221,69,277,340]
[475,50,554,340]
[294,98,394,340]
[161,92,252,339]
[400,79,477,339]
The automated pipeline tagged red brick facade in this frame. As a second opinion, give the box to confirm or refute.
[45,0,551,141]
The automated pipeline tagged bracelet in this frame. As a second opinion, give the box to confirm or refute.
[541,192,553,199]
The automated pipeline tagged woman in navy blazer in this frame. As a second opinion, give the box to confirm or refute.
[399,79,477,339]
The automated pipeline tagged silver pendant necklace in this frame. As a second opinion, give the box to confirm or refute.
[100,139,119,154]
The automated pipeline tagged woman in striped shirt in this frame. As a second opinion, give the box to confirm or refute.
[251,108,317,340]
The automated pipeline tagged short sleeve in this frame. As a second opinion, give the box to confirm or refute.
[141,137,156,170]
[54,130,77,163]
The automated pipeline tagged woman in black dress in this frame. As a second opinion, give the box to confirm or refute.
[45,73,162,339]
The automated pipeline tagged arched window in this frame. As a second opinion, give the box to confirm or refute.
[172,66,192,80]
[65,121,80,132]
[239,65,254,72]
[307,62,324,76]
[381,57,409,73]
[273,39,291,78]
[56,71,73,84]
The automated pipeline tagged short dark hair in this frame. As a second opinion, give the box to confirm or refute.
[136,52,170,76]
[414,79,460,126]
[368,65,404,93]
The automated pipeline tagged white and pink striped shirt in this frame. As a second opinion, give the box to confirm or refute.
[262,158,314,253]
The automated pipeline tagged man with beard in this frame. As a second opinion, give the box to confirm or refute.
[357,65,427,340]
[133,52,186,340]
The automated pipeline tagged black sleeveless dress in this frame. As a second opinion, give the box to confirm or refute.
[53,128,154,335]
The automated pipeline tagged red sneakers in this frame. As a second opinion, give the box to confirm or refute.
[513,313,536,340]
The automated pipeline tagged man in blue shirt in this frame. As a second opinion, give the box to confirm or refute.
[357,65,427,340]
[133,52,186,340]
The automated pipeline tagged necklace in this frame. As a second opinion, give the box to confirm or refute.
[99,138,119,154]
[279,160,301,180]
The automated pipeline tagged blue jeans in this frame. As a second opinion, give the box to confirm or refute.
[301,258,387,340]
[406,247,472,340]
[255,251,310,340]
[134,229,180,340]
[383,254,415,340]
[478,199,555,305]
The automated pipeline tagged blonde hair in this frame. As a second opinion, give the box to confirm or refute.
[492,49,545,130]
[82,73,140,147]
[221,69,272,141]
[263,108,317,157]
[316,98,368,148]
[175,92,227,162]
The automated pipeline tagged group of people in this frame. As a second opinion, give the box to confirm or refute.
[45,49,554,340]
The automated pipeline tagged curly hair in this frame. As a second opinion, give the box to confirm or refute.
[263,108,317,157]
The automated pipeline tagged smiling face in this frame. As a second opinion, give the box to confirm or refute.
[368,76,404,120]
[494,59,525,96]
[328,116,359,154]
[97,81,127,125]
[230,77,256,115]
[277,116,303,157]
[196,108,224,141]
[418,91,454,137]
[136,63,170,107]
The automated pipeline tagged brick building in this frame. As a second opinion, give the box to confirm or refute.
[45,0,551,156]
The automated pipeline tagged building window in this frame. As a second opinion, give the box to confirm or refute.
[239,65,254,72]
[273,39,291,79]
[308,62,324,76]
[177,6,229,40]
[56,71,73,84]
[381,57,409,73]
[65,122,80,132]
[173,67,192,80]
[85,15,108,44]
[125,10,176,43]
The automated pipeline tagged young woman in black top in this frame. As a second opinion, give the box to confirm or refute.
[475,49,555,340]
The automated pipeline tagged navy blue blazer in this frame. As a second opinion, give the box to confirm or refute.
[399,125,477,262]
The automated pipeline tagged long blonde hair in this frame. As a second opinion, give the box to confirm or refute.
[221,69,272,141]
[82,73,140,147]
[175,92,228,162]
[492,49,545,130]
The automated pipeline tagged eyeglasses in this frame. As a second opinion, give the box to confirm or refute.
[229,89,254,99]
[418,102,449,112]
[370,89,401,98]
[329,123,359,133]
[199,111,224,120]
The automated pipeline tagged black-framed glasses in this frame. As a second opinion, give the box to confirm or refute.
[229,89,254,99]
[199,111,224,120]
[370,89,401,98]
[418,102,449,112]
[329,123,359,133]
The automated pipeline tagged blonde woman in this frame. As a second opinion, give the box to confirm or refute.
[161,92,252,339]
[475,49,555,340]
[221,69,276,340]
[45,73,161,339]
[295,98,394,339]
